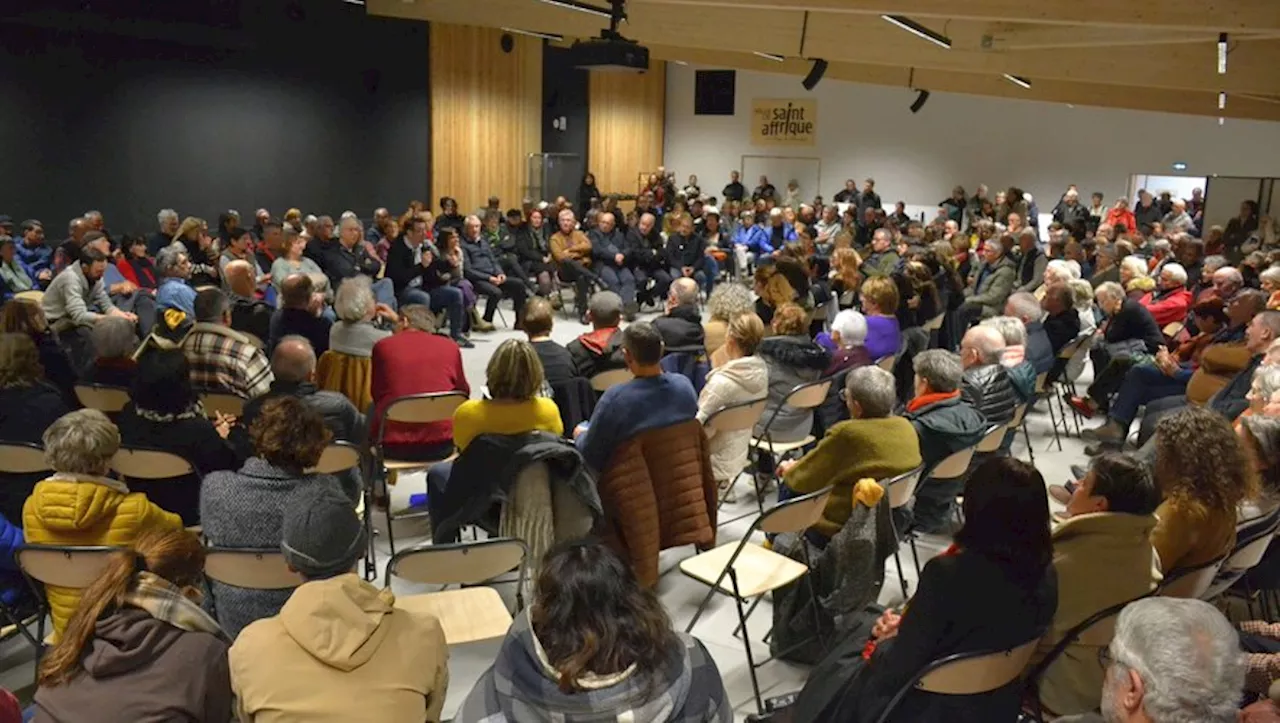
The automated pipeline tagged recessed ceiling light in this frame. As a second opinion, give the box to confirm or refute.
[1002,73,1032,89]
[881,15,951,49]
[753,52,785,62]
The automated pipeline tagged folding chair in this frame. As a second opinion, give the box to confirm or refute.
[307,441,362,475]
[682,486,834,714]
[74,384,130,414]
[1158,554,1229,599]
[199,391,245,419]
[588,367,633,393]
[748,378,832,514]
[17,545,120,653]
[386,537,528,645]
[1162,321,1185,340]
[1051,333,1092,437]
[204,547,306,618]
[1205,509,1280,603]
[875,355,896,372]
[883,465,925,599]
[974,423,1007,454]
[1010,403,1033,464]
[1033,372,1065,452]
[873,635,1044,723]
[908,444,978,575]
[700,397,769,521]
[111,448,195,481]
[0,442,51,475]
[13,290,44,303]
[372,391,467,557]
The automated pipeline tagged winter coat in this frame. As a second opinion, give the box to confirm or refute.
[200,458,345,639]
[231,574,449,723]
[965,255,1017,319]
[783,417,922,540]
[1025,321,1055,376]
[1138,287,1192,328]
[32,608,232,723]
[1034,512,1161,716]
[1103,298,1164,354]
[962,363,1018,426]
[696,355,769,482]
[456,611,730,723]
[596,419,717,588]
[904,394,988,470]
[567,327,627,379]
[23,474,183,640]
[654,305,707,352]
[755,335,832,443]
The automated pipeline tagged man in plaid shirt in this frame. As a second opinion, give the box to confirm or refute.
[182,287,273,399]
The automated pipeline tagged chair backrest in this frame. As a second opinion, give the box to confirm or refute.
[875,355,895,372]
[307,441,362,475]
[783,378,833,411]
[1033,372,1049,395]
[1057,333,1090,361]
[589,367,634,392]
[974,424,1007,454]
[1159,555,1227,599]
[758,486,834,535]
[204,548,305,590]
[704,398,769,434]
[13,290,44,303]
[383,391,469,426]
[316,350,374,412]
[917,637,1042,694]
[200,391,245,419]
[385,537,528,587]
[74,384,131,413]
[0,442,51,475]
[929,445,977,481]
[1224,515,1280,572]
[18,545,118,589]
[1162,321,1185,338]
[884,466,925,510]
[111,448,195,480]
[922,313,945,332]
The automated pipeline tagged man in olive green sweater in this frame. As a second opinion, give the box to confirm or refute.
[779,366,922,542]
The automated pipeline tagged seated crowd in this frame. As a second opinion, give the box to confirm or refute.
[0,175,1277,723]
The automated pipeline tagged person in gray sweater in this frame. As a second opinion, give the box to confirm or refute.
[199,395,343,638]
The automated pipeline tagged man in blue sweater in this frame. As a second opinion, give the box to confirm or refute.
[574,321,698,473]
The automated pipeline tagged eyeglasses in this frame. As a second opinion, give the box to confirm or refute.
[1097,645,1114,669]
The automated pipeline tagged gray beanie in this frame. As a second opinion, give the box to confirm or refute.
[281,484,365,580]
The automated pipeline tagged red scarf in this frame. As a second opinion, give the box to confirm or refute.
[906,389,960,413]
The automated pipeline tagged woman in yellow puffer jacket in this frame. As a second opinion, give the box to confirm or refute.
[23,409,183,641]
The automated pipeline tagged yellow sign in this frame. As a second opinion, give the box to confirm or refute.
[751,98,817,146]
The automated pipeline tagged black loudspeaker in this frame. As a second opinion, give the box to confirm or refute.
[801,58,828,91]
[910,89,930,113]
[500,33,514,53]
[694,70,736,116]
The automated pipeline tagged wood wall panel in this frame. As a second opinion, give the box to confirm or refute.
[588,62,667,200]
[430,23,541,215]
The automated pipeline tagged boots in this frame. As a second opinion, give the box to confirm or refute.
[470,307,495,333]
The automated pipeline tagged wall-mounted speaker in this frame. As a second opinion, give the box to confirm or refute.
[910,89,931,113]
[500,33,514,53]
[801,58,827,91]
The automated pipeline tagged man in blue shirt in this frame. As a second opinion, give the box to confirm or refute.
[575,321,698,473]
[731,211,771,275]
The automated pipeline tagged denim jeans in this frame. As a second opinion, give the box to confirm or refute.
[1109,363,1192,428]
[401,285,465,339]
[370,277,398,309]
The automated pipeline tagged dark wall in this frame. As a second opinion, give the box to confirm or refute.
[540,45,589,205]
[0,0,429,237]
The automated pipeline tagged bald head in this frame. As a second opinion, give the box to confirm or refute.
[669,277,700,308]
[223,259,256,297]
[271,336,317,383]
[961,325,1006,368]
[598,212,616,233]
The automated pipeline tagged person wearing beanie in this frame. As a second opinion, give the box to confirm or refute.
[229,485,450,722]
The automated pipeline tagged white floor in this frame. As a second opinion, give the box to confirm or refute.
[0,299,1091,721]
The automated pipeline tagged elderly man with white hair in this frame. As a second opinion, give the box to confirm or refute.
[149,208,180,256]
[1161,198,1194,233]
[1056,597,1244,723]
[1069,281,1164,421]
[317,216,396,309]
[959,324,1017,426]
[1137,262,1192,328]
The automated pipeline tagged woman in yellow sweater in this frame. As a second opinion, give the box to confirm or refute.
[427,340,563,497]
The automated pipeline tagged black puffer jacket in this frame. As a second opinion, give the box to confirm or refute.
[755,335,832,443]
[961,363,1018,426]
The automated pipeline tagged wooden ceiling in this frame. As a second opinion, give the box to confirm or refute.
[368,0,1280,121]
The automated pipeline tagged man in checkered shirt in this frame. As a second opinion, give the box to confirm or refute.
[182,287,273,399]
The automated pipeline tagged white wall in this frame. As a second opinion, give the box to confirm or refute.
[664,65,1280,215]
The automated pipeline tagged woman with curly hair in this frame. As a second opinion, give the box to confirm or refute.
[458,539,731,722]
[1152,406,1260,572]
[752,265,795,328]
[703,283,754,365]
[199,396,341,638]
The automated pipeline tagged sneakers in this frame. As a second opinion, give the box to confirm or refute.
[718,479,738,503]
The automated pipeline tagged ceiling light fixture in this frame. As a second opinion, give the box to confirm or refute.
[538,0,612,19]
[501,27,565,41]
[670,60,689,66]
[881,15,952,50]
[1003,73,1032,89]
[341,0,365,5]
[1218,33,1228,74]
[1219,92,1227,110]
[753,51,785,62]
[1219,117,1226,126]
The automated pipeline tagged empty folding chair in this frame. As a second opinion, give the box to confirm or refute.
[0,442,51,476]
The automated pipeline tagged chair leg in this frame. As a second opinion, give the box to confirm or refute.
[685,567,732,634]
[729,569,765,715]
[893,546,910,600]
[909,533,922,576]
[732,594,766,638]
[1022,418,1035,465]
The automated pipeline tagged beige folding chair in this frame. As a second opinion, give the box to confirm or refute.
[386,537,528,645]
[974,423,1007,454]
[748,378,832,515]
[922,313,945,333]
[111,448,195,481]
[204,548,306,590]
[307,441,362,475]
[883,465,925,599]
[18,545,120,646]
[702,397,768,519]
[1010,402,1035,464]
[875,355,896,372]
[0,442,51,475]
[909,444,979,574]
[874,636,1043,723]
[200,392,244,419]
[1158,555,1228,599]
[682,486,834,714]
[589,367,633,392]
[12,290,43,303]
[1162,321,1185,339]
[373,391,468,556]
[74,384,131,414]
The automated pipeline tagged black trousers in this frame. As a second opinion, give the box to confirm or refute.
[473,277,528,323]
[558,260,597,311]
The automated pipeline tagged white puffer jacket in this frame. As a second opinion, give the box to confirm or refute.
[696,355,769,482]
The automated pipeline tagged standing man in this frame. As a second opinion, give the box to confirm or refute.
[588,212,638,319]
[857,178,882,218]
[722,171,745,203]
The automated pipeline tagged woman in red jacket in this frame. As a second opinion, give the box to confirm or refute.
[116,235,158,291]
[1104,198,1139,237]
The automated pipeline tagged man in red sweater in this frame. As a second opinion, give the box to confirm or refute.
[1138,262,1193,327]
[370,305,470,462]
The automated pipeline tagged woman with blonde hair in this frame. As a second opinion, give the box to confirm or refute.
[830,247,863,311]
[860,276,901,361]
[32,528,231,722]
[703,283,754,365]
[753,265,795,328]
[697,313,768,500]
[0,297,76,400]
